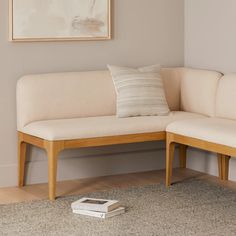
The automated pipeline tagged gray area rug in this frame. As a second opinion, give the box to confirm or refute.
[1,179,236,236]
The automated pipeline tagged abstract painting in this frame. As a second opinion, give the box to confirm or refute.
[9,0,111,41]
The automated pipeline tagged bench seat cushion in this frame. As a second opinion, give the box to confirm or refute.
[21,112,204,141]
[167,118,236,148]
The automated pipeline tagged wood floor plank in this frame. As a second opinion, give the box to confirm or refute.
[0,168,235,204]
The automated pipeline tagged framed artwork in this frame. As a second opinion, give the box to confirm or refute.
[9,0,111,42]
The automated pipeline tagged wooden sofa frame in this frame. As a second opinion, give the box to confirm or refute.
[166,132,233,187]
[19,131,181,200]
[19,130,230,200]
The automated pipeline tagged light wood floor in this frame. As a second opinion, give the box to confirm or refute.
[0,168,236,205]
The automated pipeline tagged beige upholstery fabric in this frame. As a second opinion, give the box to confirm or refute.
[17,71,117,130]
[216,74,236,120]
[167,118,236,148]
[108,64,170,118]
[180,68,222,116]
[22,112,204,141]
[17,69,182,130]
[160,67,183,111]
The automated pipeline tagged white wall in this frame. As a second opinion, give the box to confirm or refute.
[185,0,236,181]
[185,0,236,74]
[0,0,184,187]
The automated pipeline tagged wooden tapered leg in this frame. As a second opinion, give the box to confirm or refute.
[222,155,231,181]
[18,133,27,187]
[166,136,175,187]
[217,154,223,180]
[45,141,64,200]
[179,144,187,168]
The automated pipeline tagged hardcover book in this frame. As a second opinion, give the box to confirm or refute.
[71,198,120,213]
[73,207,125,219]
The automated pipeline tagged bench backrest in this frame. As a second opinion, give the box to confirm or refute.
[216,74,236,120]
[16,67,222,131]
[17,68,183,130]
[180,68,222,117]
[17,71,116,130]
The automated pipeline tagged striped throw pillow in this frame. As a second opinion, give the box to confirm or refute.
[108,64,170,118]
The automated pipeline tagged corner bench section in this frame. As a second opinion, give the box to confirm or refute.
[20,131,186,200]
[166,132,233,186]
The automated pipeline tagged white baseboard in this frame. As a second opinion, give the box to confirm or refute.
[3,146,234,188]
[0,164,18,187]
[187,148,236,181]
[0,147,180,187]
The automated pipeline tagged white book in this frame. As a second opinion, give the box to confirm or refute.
[73,207,125,219]
[71,197,120,213]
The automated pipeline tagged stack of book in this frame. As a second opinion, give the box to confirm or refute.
[71,197,125,219]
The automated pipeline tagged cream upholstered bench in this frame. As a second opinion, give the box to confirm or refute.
[17,68,217,200]
[166,73,236,186]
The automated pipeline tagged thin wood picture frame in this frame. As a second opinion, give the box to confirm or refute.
[9,0,111,42]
